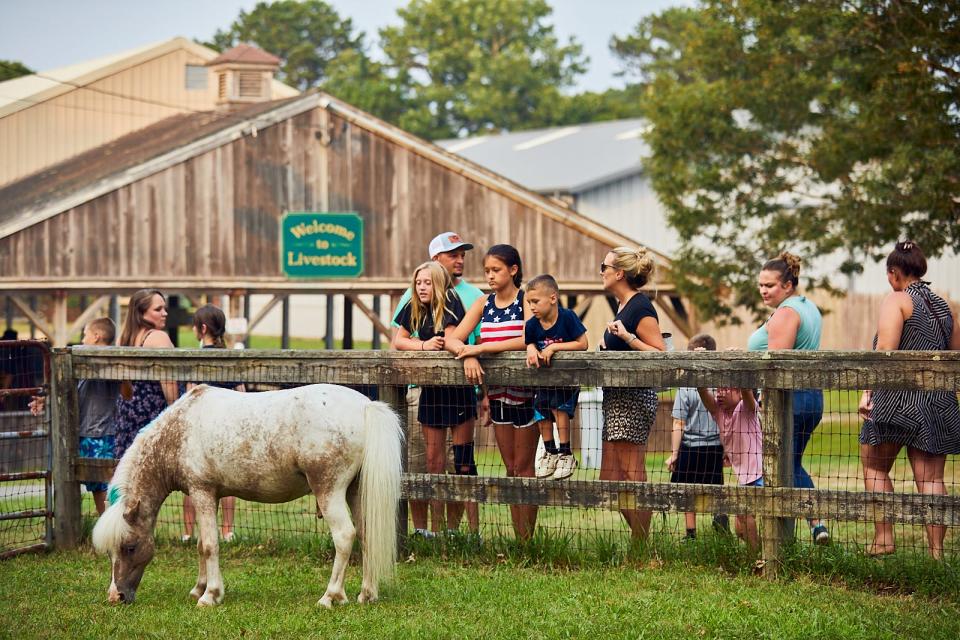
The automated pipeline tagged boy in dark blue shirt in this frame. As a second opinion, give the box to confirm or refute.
[524,275,589,479]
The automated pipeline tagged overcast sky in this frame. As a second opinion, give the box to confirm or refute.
[0,0,690,93]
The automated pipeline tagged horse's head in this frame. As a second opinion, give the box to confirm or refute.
[93,497,156,604]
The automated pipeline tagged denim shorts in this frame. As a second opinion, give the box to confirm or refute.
[79,436,114,493]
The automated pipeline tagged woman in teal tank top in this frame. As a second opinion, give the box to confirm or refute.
[747,253,829,545]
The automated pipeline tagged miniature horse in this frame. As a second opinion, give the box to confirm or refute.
[92,383,403,607]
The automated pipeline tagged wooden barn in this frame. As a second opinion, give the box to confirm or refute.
[0,57,691,347]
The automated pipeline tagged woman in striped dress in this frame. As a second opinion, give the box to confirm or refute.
[859,241,960,558]
[449,244,538,539]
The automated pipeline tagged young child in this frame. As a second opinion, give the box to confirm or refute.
[697,381,763,552]
[30,318,120,515]
[523,275,588,480]
[182,304,243,543]
[667,334,726,538]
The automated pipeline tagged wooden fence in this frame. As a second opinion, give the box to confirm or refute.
[49,348,960,577]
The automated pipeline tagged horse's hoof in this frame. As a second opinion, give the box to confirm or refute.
[357,590,378,604]
[317,596,333,609]
[189,587,204,601]
[197,596,220,608]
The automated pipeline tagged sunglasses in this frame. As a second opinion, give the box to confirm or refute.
[600,263,615,273]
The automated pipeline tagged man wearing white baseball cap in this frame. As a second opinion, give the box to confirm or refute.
[391,232,484,538]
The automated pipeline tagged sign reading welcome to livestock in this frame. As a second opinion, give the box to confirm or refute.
[281,212,364,278]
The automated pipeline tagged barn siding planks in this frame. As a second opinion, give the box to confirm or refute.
[2,106,627,288]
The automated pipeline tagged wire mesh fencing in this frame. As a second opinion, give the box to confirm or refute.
[50,347,960,568]
[0,340,51,558]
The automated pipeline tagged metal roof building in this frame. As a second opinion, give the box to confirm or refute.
[438,119,680,256]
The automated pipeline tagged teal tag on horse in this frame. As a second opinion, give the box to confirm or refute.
[107,484,122,505]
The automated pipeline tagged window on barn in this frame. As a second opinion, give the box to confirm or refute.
[185,65,208,90]
[217,72,227,99]
[238,71,262,98]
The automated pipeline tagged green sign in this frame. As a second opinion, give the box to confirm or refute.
[281,212,364,278]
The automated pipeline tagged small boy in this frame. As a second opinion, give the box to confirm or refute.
[30,318,120,515]
[667,334,726,539]
[697,381,763,552]
[524,275,588,480]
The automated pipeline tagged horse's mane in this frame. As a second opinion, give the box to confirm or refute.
[91,418,151,555]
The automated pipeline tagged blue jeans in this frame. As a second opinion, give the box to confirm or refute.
[792,389,823,489]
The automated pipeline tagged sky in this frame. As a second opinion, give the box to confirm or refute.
[0,0,690,93]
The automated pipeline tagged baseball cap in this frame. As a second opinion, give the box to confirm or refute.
[428,232,474,258]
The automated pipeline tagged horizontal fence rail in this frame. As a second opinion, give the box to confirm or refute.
[68,348,960,391]
[49,347,960,576]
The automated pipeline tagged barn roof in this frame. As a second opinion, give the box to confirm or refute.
[436,118,651,194]
[0,92,669,266]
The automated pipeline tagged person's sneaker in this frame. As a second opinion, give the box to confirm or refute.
[180,534,192,543]
[552,454,578,480]
[222,532,236,543]
[812,524,830,545]
[536,452,560,478]
[412,528,436,539]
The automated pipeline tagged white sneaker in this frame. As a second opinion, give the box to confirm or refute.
[536,452,560,478]
[552,454,578,480]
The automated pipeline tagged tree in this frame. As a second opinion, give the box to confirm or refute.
[614,1,960,321]
[380,0,587,139]
[205,0,365,91]
[0,60,33,82]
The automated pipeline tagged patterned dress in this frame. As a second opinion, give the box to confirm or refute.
[114,330,170,459]
[860,281,960,454]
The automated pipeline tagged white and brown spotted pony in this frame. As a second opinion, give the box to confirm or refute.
[92,383,403,607]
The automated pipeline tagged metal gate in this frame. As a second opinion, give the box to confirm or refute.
[0,340,52,559]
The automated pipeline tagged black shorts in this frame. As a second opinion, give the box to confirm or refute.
[490,399,537,428]
[533,387,579,418]
[670,444,724,485]
[417,386,478,428]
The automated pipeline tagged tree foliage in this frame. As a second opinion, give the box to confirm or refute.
[380,0,587,139]
[0,60,33,82]
[614,1,960,321]
[205,0,365,91]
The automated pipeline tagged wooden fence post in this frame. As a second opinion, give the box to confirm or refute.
[50,349,81,549]
[378,384,408,554]
[760,388,794,578]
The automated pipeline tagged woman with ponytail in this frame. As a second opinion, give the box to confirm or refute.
[859,241,960,558]
[599,246,666,540]
[747,252,829,544]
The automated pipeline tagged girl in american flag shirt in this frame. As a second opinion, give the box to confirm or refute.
[447,244,538,539]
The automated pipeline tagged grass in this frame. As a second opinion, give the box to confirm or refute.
[2,539,959,639]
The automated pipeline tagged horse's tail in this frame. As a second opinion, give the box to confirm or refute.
[360,400,404,586]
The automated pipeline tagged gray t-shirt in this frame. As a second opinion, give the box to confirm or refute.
[78,379,120,438]
[671,387,721,447]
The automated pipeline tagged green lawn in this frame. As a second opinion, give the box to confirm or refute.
[1,545,958,639]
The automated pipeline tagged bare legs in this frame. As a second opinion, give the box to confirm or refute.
[600,440,651,540]
[183,495,236,541]
[494,423,540,539]
[861,442,947,558]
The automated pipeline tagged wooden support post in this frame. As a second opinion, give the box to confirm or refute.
[325,295,335,349]
[343,295,354,350]
[346,293,392,345]
[10,295,54,342]
[760,388,794,578]
[50,350,81,549]
[378,384,409,554]
[281,295,290,349]
[372,296,382,350]
[52,292,68,347]
[68,295,110,339]
[109,296,120,330]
